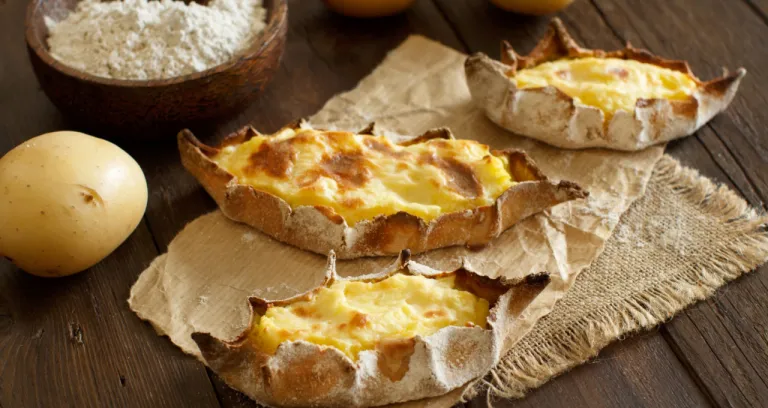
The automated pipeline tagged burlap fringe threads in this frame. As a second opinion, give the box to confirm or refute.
[469,156,768,402]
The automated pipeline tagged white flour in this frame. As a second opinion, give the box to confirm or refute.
[45,0,267,80]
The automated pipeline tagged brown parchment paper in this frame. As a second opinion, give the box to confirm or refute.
[129,36,663,406]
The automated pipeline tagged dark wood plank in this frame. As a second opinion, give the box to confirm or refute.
[431,1,713,406]
[581,10,768,403]
[0,1,223,407]
[133,1,466,406]
[590,0,768,206]
[695,128,765,210]
[660,278,768,408]
[611,5,768,408]
[469,331,712,408]
[572,0,768,406]
[744,1,768,26]
[0,225,221,408]
[665,136,768,405]
[653,145,768,406]
[433,0,615,61]
[659,136,768,408]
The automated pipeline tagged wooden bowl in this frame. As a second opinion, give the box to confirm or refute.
[25,0,287,129]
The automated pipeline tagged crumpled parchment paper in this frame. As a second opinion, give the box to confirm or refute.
[129,36,663,407]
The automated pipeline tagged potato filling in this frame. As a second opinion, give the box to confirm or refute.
[513,57,698,120]
[252,274,490,360]
[212,128,515,225]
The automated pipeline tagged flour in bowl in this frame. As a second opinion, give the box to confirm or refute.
[45,0,267,80]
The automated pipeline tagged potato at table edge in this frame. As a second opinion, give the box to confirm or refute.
[0,131,148,277]
[322,0,415,18]
[490,0,574,15]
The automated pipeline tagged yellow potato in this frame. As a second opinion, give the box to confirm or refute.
[490,0,574,15]
[0,131,148,277]
[322,0,415,18]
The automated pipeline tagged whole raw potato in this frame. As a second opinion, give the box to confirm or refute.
[0,131,148,277]
[322,0,415,17]
[490,0,574,15]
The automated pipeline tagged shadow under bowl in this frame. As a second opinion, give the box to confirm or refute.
[25,0,287,131]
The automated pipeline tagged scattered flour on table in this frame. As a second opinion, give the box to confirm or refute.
[255,283,299,299]
[241,231,257,244]
[45,0,267,80]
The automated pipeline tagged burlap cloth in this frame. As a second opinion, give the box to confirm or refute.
[129,36,768,406]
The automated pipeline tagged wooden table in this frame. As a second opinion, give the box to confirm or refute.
[2,0,767,406]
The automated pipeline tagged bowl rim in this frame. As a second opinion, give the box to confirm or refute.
[24,0,288,88]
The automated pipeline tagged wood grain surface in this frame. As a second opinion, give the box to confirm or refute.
[1,0,766,407]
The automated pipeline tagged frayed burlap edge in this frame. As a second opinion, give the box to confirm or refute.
[464,155,768,403]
